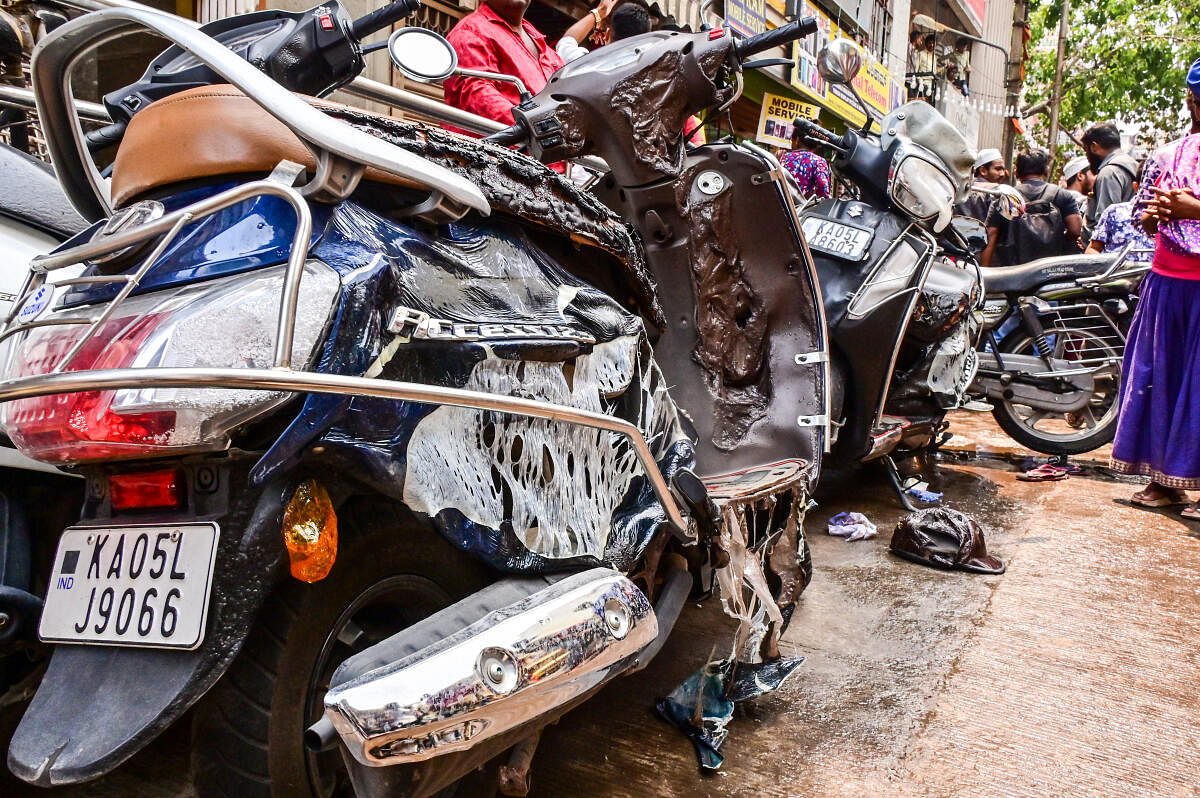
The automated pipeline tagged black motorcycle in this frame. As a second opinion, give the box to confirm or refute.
[970,240,1148,455]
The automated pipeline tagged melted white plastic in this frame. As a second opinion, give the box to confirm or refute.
[403,335,644,560]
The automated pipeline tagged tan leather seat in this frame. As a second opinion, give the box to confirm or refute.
[110,84,425,208]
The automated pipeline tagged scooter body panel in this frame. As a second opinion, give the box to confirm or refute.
[595,143,828,483]
[803,198,934,459]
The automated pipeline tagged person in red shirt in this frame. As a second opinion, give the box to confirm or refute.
[445,0,564,126]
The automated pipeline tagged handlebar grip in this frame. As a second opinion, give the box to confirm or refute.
[351,0,422,40]
[792,117,849,150]
[733,16,818,60]
[85,121,127,153]
[483,122,527,147]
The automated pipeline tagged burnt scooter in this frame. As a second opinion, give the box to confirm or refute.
[0,3,826,797]
[785,41,1002,500]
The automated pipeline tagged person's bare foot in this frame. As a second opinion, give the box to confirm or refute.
[1131,482,1188,507]
[1182,502,1200,520]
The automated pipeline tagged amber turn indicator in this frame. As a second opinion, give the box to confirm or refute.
[282,478,338,582]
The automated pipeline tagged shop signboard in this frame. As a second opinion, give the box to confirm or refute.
[756,91,821,148]
[789,0,903,129]
[725,0,768,37]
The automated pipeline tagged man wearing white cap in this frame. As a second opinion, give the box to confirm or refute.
[955,147,1009,222]
[1061,154,1092,228]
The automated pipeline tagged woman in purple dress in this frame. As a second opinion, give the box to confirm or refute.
[1112,95,1200,518]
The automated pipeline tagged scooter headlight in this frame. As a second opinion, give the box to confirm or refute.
[890,155,956,231]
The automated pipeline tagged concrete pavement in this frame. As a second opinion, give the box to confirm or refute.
[13,413,1200,797]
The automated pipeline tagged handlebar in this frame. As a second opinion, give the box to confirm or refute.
[351,0,422,40]
[792,117,849,151]
[483,122,528,147]
[85,120,127,152]
[733,16,818,60]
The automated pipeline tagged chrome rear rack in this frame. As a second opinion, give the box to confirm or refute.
[0,172,688,539]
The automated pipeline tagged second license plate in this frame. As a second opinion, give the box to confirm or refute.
[802,216,874,261]
[39,523,220,650]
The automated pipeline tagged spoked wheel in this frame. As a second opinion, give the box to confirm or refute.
[991,327,1123,456]
[191,513,488,798]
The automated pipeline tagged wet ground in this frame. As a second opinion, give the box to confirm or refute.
[11,412,1200,797]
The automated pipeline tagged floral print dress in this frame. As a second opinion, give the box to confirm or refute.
[779,149,832,199]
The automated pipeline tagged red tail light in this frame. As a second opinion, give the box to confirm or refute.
[3,314,177,463]
[109,469,182,511]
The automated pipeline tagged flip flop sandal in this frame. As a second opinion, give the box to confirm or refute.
[1132,491,1187,508]
[1181,504,1200,520]
[1016,464,1069,482]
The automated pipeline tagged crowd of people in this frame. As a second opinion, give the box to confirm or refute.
[960,118,1170,268]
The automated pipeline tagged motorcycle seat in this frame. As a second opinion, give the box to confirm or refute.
[109,84,433,208]
[0,143,86,239]
[983,252,1116,296]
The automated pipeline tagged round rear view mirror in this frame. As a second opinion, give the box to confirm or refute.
[816,38,863,86]
[387,27,458,83]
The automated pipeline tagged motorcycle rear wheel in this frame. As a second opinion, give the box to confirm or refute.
[990,327,1123,456]
[190,503,489,798]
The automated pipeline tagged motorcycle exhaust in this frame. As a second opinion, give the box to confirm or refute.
[309,567,658,767]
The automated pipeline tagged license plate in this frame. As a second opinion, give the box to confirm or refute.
[40,523,219,650]
[801,216,873,261]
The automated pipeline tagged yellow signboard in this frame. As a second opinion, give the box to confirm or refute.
[789,0,904,128]
[756,92,820,149]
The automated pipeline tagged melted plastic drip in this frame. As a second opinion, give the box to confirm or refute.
[403,337,672,561]
[675,164,770,450]
[714,481,810,663]
[320,107,665,332]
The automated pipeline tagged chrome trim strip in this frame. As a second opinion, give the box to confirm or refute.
[0,85,109,122]
[321,568,656,765]
[0,367,688,534]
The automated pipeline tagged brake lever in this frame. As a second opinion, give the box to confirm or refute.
[740,57,792,70]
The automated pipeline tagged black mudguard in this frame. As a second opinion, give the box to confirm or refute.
[7,462,289,786]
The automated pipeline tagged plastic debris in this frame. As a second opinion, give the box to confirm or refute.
[826,511,878,541]
[906,486,943,503]
[890,507,1005,574]
[656,656,804,771]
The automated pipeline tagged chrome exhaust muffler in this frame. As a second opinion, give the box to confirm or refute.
[314,568,657,766]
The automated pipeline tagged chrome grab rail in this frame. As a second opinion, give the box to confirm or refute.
[31,5,490,221]
[20,0,610,177]
[0,172,686,536]
[0,368,688,535]
[0,173,315,369]
[340,77,611,175]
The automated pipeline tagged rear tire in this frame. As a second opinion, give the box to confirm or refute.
[990,327,1123,456]
[190,504,489,798]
